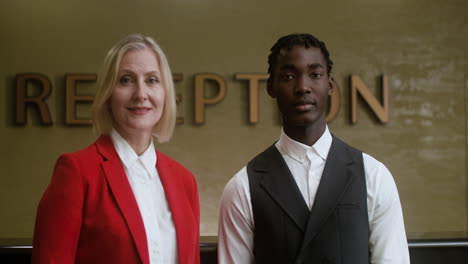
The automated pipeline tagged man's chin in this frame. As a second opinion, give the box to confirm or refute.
[283,116,325,127]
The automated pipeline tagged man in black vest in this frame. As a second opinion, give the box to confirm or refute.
[218,33,410,264]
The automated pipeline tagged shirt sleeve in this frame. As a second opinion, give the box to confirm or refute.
[364,154,410,264]
[32,154,84,264]
[218,167,255,264]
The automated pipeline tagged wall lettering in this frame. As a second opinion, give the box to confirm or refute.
[351,75,389,124]
[12,72,390,126]
[65,74,96,125]
[235,73,269,124]
[15,73,53,125]
[194,73,227,125]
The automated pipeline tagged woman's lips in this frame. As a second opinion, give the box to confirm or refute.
[128,107,152,115]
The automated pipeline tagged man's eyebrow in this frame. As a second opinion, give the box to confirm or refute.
[308,63,325,69]
[278,63,325,71]
[279,64,296,71]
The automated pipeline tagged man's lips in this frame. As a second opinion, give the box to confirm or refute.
[294,100,316,111]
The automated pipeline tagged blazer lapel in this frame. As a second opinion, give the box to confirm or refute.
[255,145,310,232]
[156,152,194,263]
[299,136,357,252]
[96,136,149,264]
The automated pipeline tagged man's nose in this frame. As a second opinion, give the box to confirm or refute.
[295,75,312,94]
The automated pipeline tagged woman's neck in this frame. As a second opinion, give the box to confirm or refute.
[114,127,153,156]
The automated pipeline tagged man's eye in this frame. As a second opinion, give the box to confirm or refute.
[311,73,323,79]
[282,74,294,80]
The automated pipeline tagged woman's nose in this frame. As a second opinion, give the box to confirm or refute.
[133,80,148,100]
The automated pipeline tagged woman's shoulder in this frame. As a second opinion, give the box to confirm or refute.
[58,136,110,164]
[156,151,194,177]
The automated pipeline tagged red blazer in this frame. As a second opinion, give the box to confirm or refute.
[32,136,200,264]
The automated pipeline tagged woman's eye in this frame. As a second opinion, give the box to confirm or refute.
[119,76,133,85]
[147,77,159,84]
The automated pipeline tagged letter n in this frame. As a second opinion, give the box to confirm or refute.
[351,75,389,124]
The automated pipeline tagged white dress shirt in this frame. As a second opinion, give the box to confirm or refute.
[111,129,178,264]
[218,126,410,264]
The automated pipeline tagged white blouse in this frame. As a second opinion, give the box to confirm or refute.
[111,129,178,264]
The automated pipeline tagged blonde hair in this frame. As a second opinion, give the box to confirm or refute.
[91,34,176,143]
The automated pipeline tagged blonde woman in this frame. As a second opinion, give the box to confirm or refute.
[33,34,200,264]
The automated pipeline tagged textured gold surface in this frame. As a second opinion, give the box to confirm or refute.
[0,0,466,237]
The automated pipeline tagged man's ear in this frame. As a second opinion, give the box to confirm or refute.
[267,77,276,98]
[328,75,335,96]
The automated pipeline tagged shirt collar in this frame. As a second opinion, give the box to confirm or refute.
[277,126,332,163]
[312,126,332,161]
[110,128,157,177]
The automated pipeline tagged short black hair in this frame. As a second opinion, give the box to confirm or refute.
[267,33,334,76]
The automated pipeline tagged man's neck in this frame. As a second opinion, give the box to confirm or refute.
[283,122,326,147]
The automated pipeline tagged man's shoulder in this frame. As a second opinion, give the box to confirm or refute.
[362,151,392,180]
[362,152,385,168]
[247,143,280,169]
[330,135,363,156]
[224,143,278,195]
[330,135,391,178]
[230,166,248,187]
[221,166,249,203]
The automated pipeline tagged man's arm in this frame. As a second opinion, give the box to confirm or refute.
[218,168,255,264]
[364,154,410,264]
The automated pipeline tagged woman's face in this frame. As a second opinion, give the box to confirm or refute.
[109,47,165,137]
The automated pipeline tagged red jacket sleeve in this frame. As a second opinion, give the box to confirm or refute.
[191,174,201,264]
[32,154,85,264]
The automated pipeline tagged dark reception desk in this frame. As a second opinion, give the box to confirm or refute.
[1,233,468,264]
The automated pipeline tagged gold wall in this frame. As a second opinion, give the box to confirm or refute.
[0,0,467,238]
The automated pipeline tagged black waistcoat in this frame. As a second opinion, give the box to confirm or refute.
[247,136,369,264]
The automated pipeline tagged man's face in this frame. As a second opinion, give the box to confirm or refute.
[267,45,334,129]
